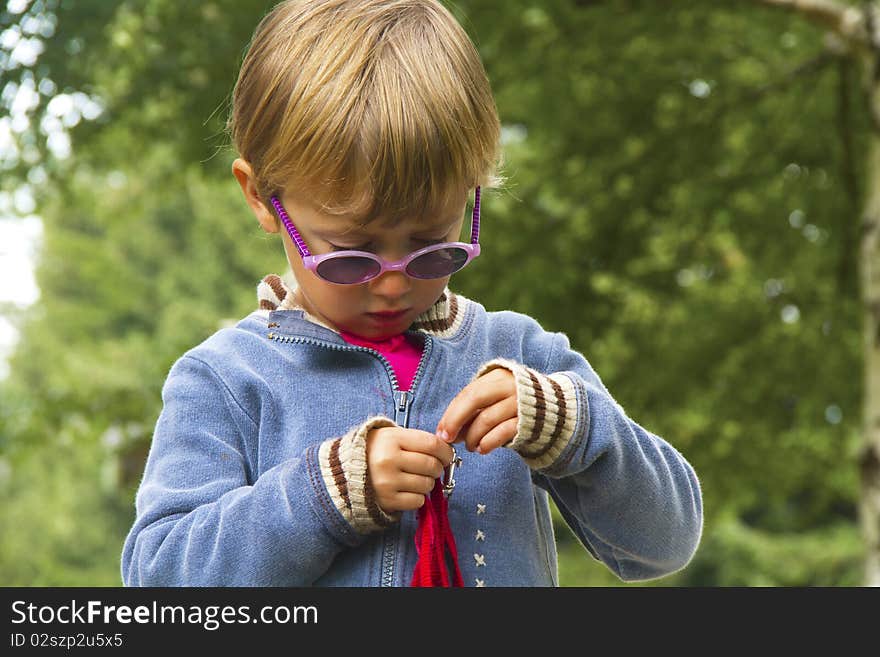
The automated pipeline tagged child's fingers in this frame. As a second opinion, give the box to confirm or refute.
[459,397,518,453]
[456,419,474,445]
[475,417,519,455]
[396,428,454,466]
[436,370,515,443]
[391,492,431,512]
[398,451,446,479]
[394,472,437,496]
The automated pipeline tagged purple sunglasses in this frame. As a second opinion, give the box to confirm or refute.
[269,187,482,285]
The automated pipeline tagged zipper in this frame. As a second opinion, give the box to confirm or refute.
[395,391,412,429]
[266,329,433,586]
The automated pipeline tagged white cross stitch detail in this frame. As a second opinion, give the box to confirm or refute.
[474,553,486,567]
[475,530,485,541]
[475,578,485,587]
[476,504,486,515]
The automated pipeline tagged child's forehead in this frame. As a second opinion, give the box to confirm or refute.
[294,190,468,234]
[313,209,459,236]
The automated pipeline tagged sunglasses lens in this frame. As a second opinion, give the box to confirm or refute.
[316,256,381,284]
[406,247,469,279]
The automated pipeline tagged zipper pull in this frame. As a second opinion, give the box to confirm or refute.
[443,447,462,497]
[395,390,413,427]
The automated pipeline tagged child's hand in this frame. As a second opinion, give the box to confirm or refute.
[366,426,454,513]
[435,368,517,455]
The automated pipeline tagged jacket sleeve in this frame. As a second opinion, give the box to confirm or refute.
[476,327,703,582]
[121,355,397,586]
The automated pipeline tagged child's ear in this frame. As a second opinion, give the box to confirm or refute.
[231,158,280,233]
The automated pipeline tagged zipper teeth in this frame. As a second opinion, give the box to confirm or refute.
[267,331,434,397]
[267,332,404,391]
[408,332,433,395]
[381,537,395,586]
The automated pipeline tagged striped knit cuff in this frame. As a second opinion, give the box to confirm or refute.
[318,416,401,535]
[409,290,466,338]
[476,359,579,471]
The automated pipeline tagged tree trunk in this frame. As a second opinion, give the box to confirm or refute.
[859,68,880,587]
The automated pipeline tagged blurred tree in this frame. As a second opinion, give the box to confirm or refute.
[0,0,871,585]
[747,0,880,586]
[460,0,868,582]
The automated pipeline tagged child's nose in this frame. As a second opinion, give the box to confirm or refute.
[369,269,411,297]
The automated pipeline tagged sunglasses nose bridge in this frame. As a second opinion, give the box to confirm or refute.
[369,262,412,293]
[381,258,409,275]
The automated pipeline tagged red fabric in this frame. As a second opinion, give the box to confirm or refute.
[339,330,423,391]
[410,479,464,587]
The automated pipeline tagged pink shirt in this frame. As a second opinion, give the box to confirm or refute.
[339,330,423,391]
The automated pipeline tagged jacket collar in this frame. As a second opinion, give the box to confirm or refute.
[255,274,468,340]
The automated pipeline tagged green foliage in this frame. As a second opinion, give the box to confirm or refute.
[0,0,871,585]
[0,394,130,586]
[557,515,864,587]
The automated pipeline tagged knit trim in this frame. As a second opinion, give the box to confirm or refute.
[318,416,401,535]
[256,273,469,339]
[476,358,578,471]
[256,275,338,333]
[409,291,466,338]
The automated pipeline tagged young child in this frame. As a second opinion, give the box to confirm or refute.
[121,0,702,587]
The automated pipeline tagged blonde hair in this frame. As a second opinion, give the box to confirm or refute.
[228,0,502,223]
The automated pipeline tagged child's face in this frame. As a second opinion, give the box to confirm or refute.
[272,188,470,339]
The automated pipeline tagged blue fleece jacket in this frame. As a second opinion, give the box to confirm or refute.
[120,275,703,586]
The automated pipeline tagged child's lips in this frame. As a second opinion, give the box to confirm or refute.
[366,309,410,322]
[368,309,409,317]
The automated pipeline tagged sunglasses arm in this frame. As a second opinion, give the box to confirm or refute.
[270,196,313,258]
[471,186,481,245]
